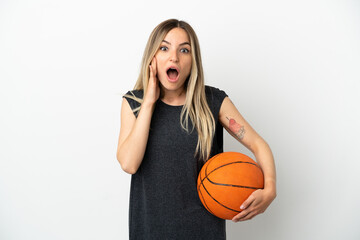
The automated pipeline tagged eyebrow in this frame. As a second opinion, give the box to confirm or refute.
[162,40,191,47]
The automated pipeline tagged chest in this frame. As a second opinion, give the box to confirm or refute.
[148,104,198,152]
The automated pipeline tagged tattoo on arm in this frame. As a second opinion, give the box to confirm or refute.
[226,116,245,140]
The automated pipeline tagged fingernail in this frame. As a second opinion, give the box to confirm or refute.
[240,205,245,210]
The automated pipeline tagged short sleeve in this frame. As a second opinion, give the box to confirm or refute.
[123,89,144,117]
[205,85,228,117]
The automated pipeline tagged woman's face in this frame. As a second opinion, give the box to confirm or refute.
[154,27,192,94]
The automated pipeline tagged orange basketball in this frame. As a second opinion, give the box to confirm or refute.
[197,152,264,220]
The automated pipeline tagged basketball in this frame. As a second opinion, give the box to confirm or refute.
[197,152,264,220]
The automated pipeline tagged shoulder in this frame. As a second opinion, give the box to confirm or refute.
[205,85,228,103]
[205,85,228,116]
[123,89,144,116]
[124,89,144,99]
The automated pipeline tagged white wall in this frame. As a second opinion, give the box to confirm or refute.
[1,0,359,239]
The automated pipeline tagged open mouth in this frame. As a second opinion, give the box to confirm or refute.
[166,68,179,80]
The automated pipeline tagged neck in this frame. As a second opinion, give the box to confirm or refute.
[160,86,186,105]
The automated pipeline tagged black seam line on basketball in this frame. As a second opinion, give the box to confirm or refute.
[200,154,228,183]
[204,161,261,189]
[201,178,241,213]
[204,161,259,180]
[203,159,241,213]
[199,185,215,215]
[201,161,259,185]
[207,180,260,190]
[198,166,215,216]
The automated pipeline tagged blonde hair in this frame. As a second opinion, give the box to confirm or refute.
[126,19,215,162]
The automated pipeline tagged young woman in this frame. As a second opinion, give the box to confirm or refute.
[117,19,276,239]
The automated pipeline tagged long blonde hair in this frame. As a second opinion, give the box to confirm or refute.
[127,19,215,162]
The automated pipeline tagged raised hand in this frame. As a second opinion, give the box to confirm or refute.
[143,57,160,106]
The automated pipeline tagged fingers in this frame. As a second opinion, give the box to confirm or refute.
[235,211,258,222]
[145,57,160,104]
[149,57,157,80]
[240,194,255,211]
[232,189,272,222]
[232,209,257,222]
[231,200,253,222]
[232,194,258,222]
[149,64,154,80]
[149,57,159,89]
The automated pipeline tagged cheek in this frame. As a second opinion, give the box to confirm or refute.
[154,51,165,63]
[184,59,192,75]
[155,62,167,82]
[154,57,166,75]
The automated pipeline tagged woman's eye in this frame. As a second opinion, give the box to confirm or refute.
[180,48,189,53]
[160,46,168,51]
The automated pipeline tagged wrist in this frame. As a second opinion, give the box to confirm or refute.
[142,99,156,109]
[263,178,277,197]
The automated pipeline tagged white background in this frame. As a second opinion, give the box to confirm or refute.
[1,0,359,239]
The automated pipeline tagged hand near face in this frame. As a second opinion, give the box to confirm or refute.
[144,57,160,106]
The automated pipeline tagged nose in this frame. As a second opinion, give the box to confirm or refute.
[169,49,179,62]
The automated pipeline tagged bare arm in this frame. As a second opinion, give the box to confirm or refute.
[219,97,276,221]
[116,57,160,174]
[116,99,155,174]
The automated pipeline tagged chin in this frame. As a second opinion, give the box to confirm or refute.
[159,77,186,91]
[160,82,183,92]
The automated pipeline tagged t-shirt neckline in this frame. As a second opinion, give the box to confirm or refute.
[158,99,184,107]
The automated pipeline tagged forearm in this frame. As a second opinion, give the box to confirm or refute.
[253,139,276,193]
[117,102,155,174]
